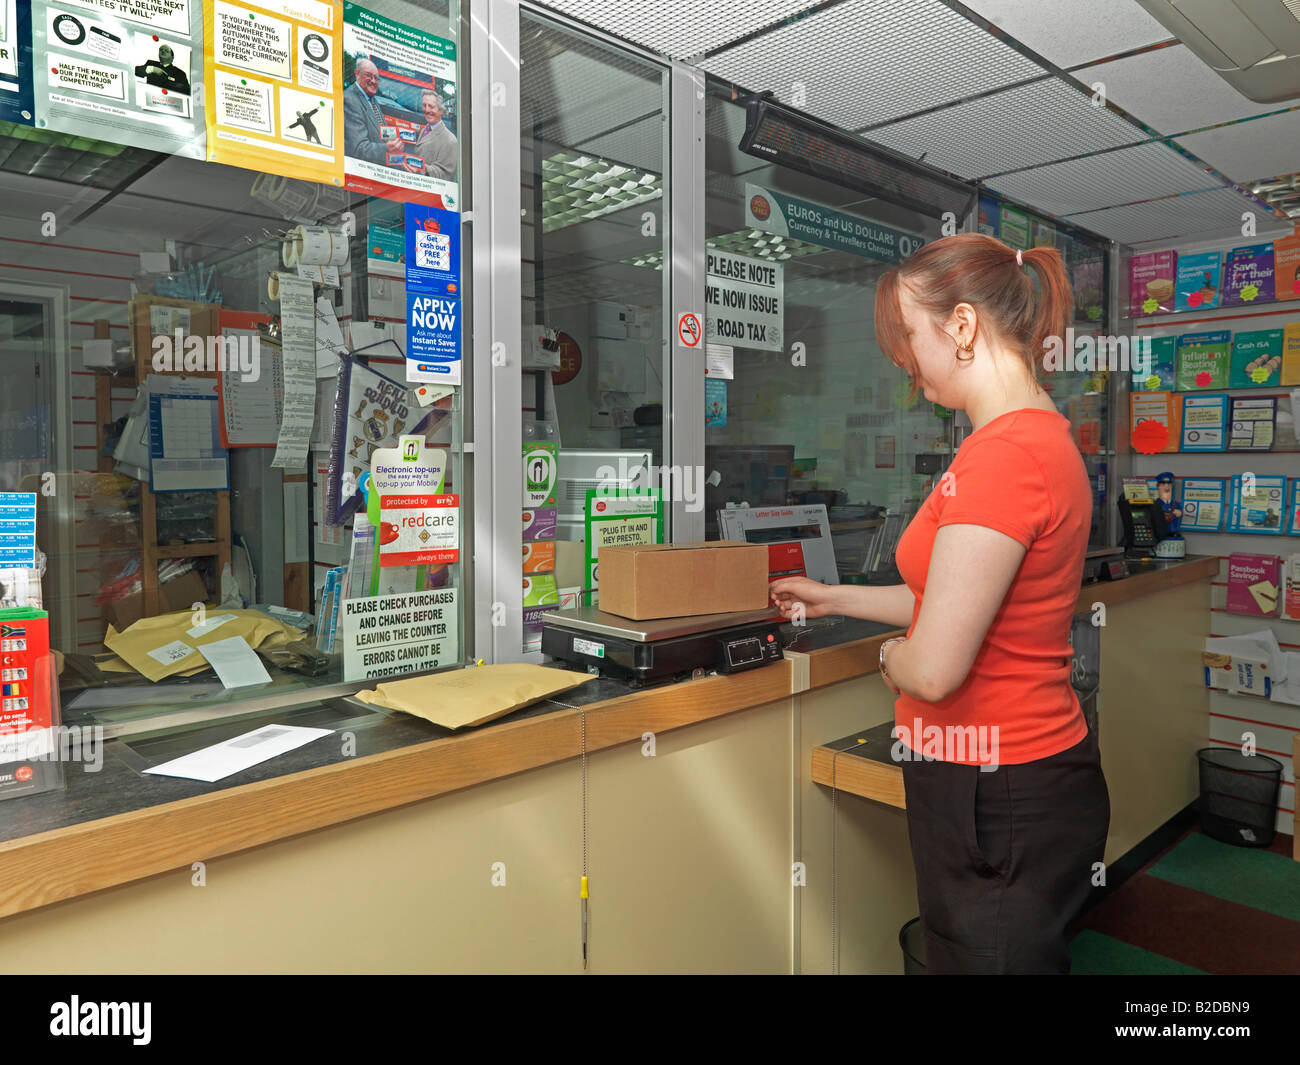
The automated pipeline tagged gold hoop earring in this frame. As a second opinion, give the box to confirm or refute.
[955,339,975,362]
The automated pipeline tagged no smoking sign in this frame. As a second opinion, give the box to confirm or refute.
[677,312,702,348]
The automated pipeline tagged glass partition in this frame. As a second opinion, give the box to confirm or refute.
[519,10,669,646]
[701,88,948,584]
[0,0,467,743]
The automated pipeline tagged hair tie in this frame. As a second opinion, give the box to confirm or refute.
[1015,249,1023,266]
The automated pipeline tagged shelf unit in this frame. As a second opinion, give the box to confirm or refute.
[1122,231,1300,837]
[128,295,232,619]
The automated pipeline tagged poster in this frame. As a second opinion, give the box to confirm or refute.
[705,248,782,351]
[35,0,204,156]
[341,587,458,681]
[342,1,456,209]
[404,202,460,384]
[0,0,33,125]
[204,0,342,184]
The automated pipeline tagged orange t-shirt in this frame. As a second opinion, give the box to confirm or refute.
[893,407,1092,766]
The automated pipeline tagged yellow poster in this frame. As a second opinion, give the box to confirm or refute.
[204,0,343,185]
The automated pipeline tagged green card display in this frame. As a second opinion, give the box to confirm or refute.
[1176,331,1231,390]
[1229,329,1284,388]
[523,442,557,507]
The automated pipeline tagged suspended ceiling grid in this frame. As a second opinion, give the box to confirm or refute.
[534,0,1298,247]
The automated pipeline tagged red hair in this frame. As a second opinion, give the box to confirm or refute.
[874,233,1072,396]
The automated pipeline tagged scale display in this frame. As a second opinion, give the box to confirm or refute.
[739,97,974,220]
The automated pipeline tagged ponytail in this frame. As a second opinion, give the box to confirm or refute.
[1021,245,1072,375]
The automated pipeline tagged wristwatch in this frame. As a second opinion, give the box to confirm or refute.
[879,637,905,678]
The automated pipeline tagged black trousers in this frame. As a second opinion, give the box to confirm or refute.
[900,727,1110,974]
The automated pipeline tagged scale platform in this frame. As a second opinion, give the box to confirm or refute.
[541,605,786,686]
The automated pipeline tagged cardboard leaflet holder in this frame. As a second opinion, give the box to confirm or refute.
[0,608,64,801]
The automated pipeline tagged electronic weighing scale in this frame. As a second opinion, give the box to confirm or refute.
[541,605,787,686]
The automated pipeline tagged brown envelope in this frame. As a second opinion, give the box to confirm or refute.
[354,663,594,729]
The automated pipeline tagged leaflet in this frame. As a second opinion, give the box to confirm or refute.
[341,2,457,209]
[204,0,343,184]
[0,0,34,125]
[35,0,205,157]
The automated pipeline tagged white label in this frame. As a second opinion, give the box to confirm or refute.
[147,639,197,665]
[572,637,604,659]
[186,613,237,638]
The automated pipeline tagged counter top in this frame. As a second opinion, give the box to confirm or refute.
[0,555,1216,920]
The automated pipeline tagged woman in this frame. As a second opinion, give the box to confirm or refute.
[770,233,1109,975]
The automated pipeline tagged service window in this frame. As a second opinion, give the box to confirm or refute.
[0,0,466,744]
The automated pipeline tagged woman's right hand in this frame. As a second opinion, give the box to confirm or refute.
[769,576,838,621]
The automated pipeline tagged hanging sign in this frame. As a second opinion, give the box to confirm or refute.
[745,183,925,262]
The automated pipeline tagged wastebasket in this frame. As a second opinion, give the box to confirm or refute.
[899,917,927,974]
[1197,747,1283,848]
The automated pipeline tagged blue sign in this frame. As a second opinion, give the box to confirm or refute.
[404,203,462,385]
[0,493,37,567]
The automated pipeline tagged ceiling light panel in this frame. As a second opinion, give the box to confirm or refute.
[1062,186,1287,245]
[865,77,1145,179]
[534,0,825,61]
[957,0,1173,68]
[702,0,1045,129]
[986,140,1223,217]
[1175,109,1300,185]
[1070,45,1283,135]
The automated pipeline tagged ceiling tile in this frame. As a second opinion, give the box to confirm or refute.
[986,140,1223,216]
[535,0,825,61]
[865,77,1143,179]
[701,0,1044,129]
[1175,109,1300,184]
[958,0,1173,68]
[1071,45,1283,134]
[1063,186,1287,245]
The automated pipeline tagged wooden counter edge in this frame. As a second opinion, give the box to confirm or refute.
[1074,555,1218,611]
[810,743,906,810]
[0,662,796,919]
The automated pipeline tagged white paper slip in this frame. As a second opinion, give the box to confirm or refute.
[148,640,197,666]
[195,635,272,689]
[186,613,237,638]
[143,724,334,783]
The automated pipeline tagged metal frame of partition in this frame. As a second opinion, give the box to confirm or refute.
[469,0,524,662]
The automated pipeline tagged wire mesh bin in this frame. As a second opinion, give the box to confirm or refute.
[899,917,927,975]
[1196,747,1283,848]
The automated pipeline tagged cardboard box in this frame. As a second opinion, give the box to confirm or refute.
[598,541,769,620]
[105,569,209,631]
